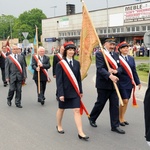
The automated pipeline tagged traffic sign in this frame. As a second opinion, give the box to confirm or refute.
[45,37,56,42]
[22,32,29,39]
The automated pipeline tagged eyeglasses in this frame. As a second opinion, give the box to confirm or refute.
[13,48,18,50]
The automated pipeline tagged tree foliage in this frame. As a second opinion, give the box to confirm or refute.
[0,15,16,40]
[0,8,47,42]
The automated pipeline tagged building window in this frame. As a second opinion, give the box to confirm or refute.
[100,30,103,34]
[117,28,120,33]
[68,32,70,36]
[148,26,150,30]
[74,32,76,35]
[121,27,124,32]
[77,31,80,35]
[104,29,106,33]
[142,26,146,31]
[126,27,130,32]
[135,26,139,31]
[112,28,116,33]
[132,27,135,32]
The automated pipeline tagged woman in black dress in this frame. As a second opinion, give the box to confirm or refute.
[56,41,89,140]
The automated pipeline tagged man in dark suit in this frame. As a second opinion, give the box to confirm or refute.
[52,45,64,78]
[32,46,51,105]
[17,47,27,67]
[52,45,64,100]
[89,38,125,134]
[0,46,10,87]
[5,45,27,108]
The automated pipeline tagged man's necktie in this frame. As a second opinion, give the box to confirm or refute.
[109,52,114,59]
[69,60,73,67]
[15,54,17,60]
[125,56,128,62]
[41,56,43,63]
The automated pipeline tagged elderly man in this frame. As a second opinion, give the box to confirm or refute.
[5,45,27,108]
[89,38,125,134]
[32,46,51,105]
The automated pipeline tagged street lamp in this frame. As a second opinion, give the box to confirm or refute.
[106,0,109,38]
[50,6,57,17]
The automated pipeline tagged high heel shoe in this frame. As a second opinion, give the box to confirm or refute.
[78,134,89,140]
[56,126,65,134]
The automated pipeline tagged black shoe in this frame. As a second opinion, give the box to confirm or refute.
[120,122,126,126]
[89,118,97,127]
[7,100,11,106]
[16,105,23,108]
[4,82,8,87]
[124,121,129,125]
[78,134,89,140]
[56,126,64,134]
[111,127,125,134]
[41,100,45,105]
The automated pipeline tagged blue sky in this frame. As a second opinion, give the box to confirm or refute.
[0,0,147,18]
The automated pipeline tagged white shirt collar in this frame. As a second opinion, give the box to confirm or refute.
[66,57,73,65]
[66,57,72,62]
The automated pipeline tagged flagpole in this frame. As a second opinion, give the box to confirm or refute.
[81,1,123,106]
[35,25,40,94]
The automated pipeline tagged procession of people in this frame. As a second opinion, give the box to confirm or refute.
[0,38,150,146]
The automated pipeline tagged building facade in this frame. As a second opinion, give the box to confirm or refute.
[42,1,150,53]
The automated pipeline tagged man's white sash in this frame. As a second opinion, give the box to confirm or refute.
[34,55,51,82]
[1,52,6,59]
[56,53,63,61]
[103,50,118,69]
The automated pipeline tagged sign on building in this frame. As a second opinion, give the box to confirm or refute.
[45,37,56,42]
[124,2,150,23]
[59,17,69,28]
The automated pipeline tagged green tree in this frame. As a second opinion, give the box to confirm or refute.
[13,8,47,42]
[0,15,16,40]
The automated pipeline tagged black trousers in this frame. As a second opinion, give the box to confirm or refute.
[90,88,119,128]
[7,79,22,105]
[1,68,6,83]
[144,87,150,141]
[35,80,47,101]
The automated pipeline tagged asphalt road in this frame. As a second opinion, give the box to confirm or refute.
[0,63,149,150]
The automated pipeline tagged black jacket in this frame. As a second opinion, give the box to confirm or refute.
[32,55,51,81]
[56,59,82,98]
[95,50,122,89]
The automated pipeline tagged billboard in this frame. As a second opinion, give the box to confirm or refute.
[59,17,69,28]
[124,2,150,23]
